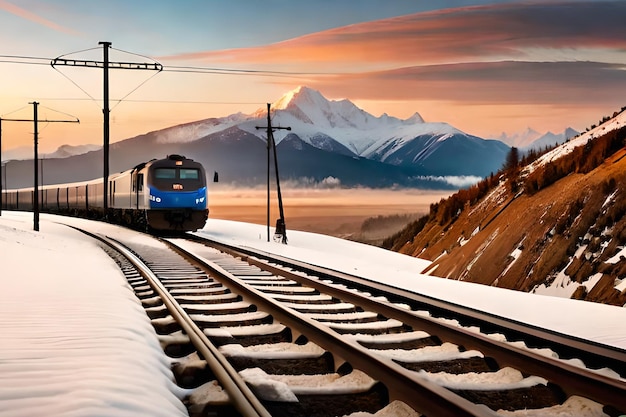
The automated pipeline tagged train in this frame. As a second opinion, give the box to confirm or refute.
[1,154,216,232]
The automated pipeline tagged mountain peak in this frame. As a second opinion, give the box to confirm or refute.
[273,86,325,111]
[404,112,425,124]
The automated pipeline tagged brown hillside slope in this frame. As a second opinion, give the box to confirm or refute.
[395,141,626,306]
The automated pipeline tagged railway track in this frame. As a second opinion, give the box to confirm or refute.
[78,226,625,417]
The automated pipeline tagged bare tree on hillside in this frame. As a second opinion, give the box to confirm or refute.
[504,147,520,193]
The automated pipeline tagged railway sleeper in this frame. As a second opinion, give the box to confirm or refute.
[207,326,293,347]
[182,303,256,316]
[452,383,564,412]
[173,293,242,304]
[397,356,498,374]
[357,335,441,350]
[259,381,389,417]
[172,352,216,388]
[287,304,358,314]
[145,304,170,319]
[190,312,274,328]
[151,315,183,335]
[227,351,335,375]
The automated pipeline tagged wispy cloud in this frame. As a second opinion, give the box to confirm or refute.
[305,61,626,106]
[164,1,626,69]
[159,1,626,118]
[0,0,80,36]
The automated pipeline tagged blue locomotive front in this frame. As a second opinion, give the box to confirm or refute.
[144,155,209,231]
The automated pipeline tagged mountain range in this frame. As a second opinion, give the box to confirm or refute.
[498,127,579,150]
[2,86,551,190]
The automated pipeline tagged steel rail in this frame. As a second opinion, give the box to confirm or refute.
[200,236,626,375]
[78,230,272,417]
[186,236,626,414]
[166,238,502,417]
[247,253,626,413]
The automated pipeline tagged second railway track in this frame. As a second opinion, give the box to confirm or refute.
[79,225,626,417]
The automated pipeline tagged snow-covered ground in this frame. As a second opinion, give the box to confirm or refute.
[1,212,624,417]
[0,212,188,417]
[197,219,626,351]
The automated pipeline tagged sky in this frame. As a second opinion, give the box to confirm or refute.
[1,211,623,416]
[1,0,626,153]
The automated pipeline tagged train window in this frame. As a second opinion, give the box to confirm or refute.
[154,168,176,179]
[179,169,199,180]
[137,174,143,191]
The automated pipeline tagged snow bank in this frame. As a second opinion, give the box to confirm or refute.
[0,213,187,417]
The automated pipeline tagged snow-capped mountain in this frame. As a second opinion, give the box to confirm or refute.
[237,86,508,176]
[3,86,509,189]
[498,127,579,151]
[498,128,543,148]
[522,127,579,151]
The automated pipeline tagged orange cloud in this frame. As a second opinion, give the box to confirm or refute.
[304,61,626,105]
[162,2,626,70]
[0,0,80,35]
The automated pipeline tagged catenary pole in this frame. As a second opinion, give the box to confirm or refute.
[51,42,162,214]
[0,118,3,216]
[100,41,111,211]
[255,103,290,243]
[32,102,39,231]
[1,107,79,230]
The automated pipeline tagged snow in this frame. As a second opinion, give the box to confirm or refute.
[0,212,188,417]
[370,342,483,363]
[418,367,547,391]
[240,367,376,400]
[196,219,626,350]
[497,396,609,417]
[1,211,625,417]
[219,342,325,359]
[239,86,464,158]
[526,110,626,174]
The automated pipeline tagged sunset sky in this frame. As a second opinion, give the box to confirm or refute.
[1,0,626,153]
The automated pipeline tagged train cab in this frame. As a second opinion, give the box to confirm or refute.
[143,155,209,231]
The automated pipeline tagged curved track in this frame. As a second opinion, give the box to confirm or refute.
[77,226,625,417]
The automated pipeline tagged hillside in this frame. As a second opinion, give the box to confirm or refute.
[386,109,626,306]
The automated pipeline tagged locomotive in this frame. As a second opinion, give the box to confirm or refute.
[2,155,214,232]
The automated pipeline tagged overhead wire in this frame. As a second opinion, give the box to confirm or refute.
[49,64,102,111]
[1,104,31,118]
[1,52,338,112]
[107,47,164,111]
[2,53,337,76]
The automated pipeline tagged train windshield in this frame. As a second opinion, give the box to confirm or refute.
[155,168,177,179]
[180,169,199,179]
[151,166,204,191]
[154,168,200,180]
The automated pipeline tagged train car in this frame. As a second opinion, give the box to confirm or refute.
[1,155,213,232]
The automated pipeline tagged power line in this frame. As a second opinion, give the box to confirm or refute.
[162,65,334,76]
[1,53,342,76]
[0,54,50,61]
[37,97,266,105]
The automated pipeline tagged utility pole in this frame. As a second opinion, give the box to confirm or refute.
[256,103,291,243]
[1,103,79,230]
[101,41,111,211]
[33,102,39,230]
[51,42,162,212]
[0,118,3,216]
